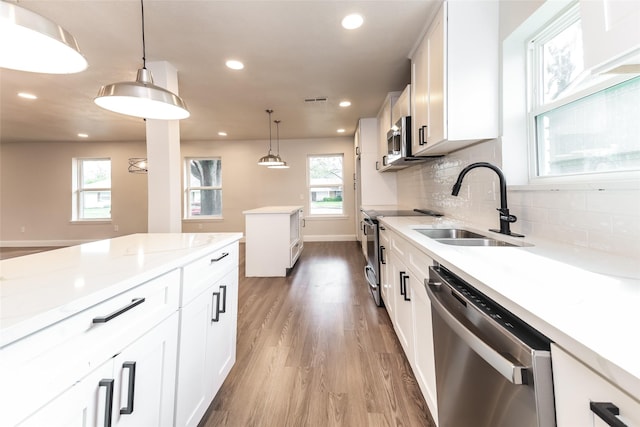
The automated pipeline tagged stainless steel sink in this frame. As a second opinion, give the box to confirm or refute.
[435,238,518,247]
[415,228,486,239]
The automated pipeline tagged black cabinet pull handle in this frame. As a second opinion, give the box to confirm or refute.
[92,298,145,324]
[399,272,407,296]
[212,291,221,322]
[421,125,427,145]
[120,362,136,415]
[590,402,628,427]
[219,285,227,314]
[402,273,411,301]
[383,155,388,166]
[375,161,379,171]
[418,126,424,146]
[379,246,386,265]
[210,252,229,263]
[99,379,114,427]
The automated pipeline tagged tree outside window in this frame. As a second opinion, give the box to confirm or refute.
[185,158,222,218]
[308,154,343,215]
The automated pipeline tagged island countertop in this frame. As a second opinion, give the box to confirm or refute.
[242,205,303,215]
[0,232,242,348]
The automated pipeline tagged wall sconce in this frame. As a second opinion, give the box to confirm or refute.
[128,158,148,173]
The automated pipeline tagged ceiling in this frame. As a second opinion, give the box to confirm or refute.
[0,0,439,144]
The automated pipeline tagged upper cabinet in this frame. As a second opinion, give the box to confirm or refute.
[391,84,411,125]
[580,0,640,74]
[411,1,499,156]
[356,118,397,207]
[377,91,400,170]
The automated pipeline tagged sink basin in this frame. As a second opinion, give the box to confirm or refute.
[435,238,518,247]
[415,228,486,239]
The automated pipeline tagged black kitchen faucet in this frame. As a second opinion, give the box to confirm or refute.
[451,162,524,237]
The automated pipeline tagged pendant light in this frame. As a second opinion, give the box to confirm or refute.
[257,109,284,166]
[268,120,290,169]
[0,1,87,74]
[94,0,189,120]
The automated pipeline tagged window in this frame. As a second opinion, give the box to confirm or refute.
[73,158,111,220]
[308,154,343,215]
[185,158,222,218]
[528,4,640,179]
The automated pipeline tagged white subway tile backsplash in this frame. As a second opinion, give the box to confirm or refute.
[397,139,639,258]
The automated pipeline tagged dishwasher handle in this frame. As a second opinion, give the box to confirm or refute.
[427,281,526,385]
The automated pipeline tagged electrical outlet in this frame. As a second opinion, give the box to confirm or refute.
[20,226,26,233]
[114,224,119,232]
[198,223,203,230]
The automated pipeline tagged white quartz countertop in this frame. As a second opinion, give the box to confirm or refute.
[379,216,640,398]
[0,232,242,348]
[243,205,303,215]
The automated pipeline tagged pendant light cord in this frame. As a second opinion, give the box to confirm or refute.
[140,0,147,69]
[275,120,281,154]
[266,109,274,153]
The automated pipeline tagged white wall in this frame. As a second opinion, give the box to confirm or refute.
[0,136,355,245]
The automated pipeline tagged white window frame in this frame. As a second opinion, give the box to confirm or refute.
[72,157,112,221]
[307,153,344,217]
[501,0,640,191]
[184,157,223,220]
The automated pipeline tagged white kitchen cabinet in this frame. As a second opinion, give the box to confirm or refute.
[1,269,181,427]
[389,250,415,366]
[175,268,238,427]
[411,0,499,156]
[379,224,392,312]
[377,91,400,170]
[580,0,640,74]
[18,312,179,427]
[552,344,640,427]
[243,206,304,277]
[385,227,438,423]
[391,84,411,125]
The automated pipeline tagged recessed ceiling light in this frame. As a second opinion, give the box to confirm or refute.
[18,92,37,100]
[218,131,227,136]
[341,14,363,30]
[337,128,346,133]
[77,133,89,138]
[339,100,351,107]
[225,60,244,70]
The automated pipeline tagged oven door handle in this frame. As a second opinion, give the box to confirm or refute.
[426,282,527,385]
[365,265,377,290]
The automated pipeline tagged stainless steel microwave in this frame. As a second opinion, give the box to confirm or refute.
[384,116,417,167]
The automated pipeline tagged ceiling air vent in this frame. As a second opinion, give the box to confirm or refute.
[304,97,328,103]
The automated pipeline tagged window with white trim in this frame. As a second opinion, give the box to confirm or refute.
[527,4,640,179]
[185,157,222,218]
[307,154,343,215]
[72,158,111,220]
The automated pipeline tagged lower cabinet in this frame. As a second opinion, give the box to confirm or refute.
[175,269,239,427]
[19,313,179,427]
[386,229,439,423]
[552,344,640,427]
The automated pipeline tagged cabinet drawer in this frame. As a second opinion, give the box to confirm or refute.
[182,243,239,305]
[0,269,180,426]
[552,344,640,426]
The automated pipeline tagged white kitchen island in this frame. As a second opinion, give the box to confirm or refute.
[0,232,242,427]
[243,206,304,277]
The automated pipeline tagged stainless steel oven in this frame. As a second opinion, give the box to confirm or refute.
[361,208,442,307]
[426,265,556,427]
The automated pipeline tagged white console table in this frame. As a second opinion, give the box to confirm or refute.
[243,206,304,277]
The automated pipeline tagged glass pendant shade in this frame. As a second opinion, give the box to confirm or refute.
[0,1,88,74]
[95,68,190,120]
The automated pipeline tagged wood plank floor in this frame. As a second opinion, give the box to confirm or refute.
[201,241,436,427]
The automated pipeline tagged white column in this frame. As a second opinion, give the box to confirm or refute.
[145,60,182,233]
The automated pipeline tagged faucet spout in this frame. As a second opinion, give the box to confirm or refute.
[451,162,524,237]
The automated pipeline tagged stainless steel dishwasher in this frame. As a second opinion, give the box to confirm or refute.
[426,265,556,427]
